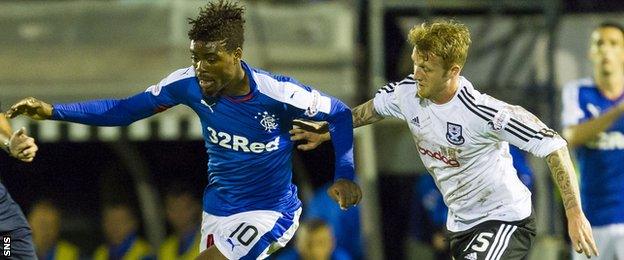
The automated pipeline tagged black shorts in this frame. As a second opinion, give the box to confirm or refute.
[0,182,36,259]
[449,214,536,260]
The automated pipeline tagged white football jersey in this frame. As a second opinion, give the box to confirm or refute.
[373,75,566,232]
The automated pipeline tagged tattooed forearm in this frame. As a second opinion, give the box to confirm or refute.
[546,146,581,212]
[352,99,384,128]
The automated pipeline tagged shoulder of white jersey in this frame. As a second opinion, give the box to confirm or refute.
[251,68,332,115]
[376,74,416,94]
[145,67,196,95]
[456,80,553,142]
[456,77,489,119]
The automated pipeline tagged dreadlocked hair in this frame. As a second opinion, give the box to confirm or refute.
[187,0,245,52]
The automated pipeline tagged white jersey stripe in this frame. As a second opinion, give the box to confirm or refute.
[253,73,332,115]
[485,224,508,260]
[489,224,513,260]
[494,225,518,260]
[145,67,195,95]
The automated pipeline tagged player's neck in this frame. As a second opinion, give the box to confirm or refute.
[223,66,250,96]
[430,78,459,105]
[595,72,624,100]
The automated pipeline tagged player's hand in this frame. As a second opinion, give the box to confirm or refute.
[567,210,599,258]
[289,128,330,151]
[327,179,362,210]
[8,127,38,162]
[6,97,53,120]
[290,120,331,151]
[292,119,329,133]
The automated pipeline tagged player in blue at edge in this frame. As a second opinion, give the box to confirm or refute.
[6,1,362,259]
[561,22,624,260]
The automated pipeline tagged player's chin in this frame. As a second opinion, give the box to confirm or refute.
[417,90,428,99]
[201,87,221,97]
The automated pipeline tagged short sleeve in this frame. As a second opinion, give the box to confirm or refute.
[373,75,415,119]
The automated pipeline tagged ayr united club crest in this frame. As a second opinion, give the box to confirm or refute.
[255,111,279,132]
[446,122,465,145]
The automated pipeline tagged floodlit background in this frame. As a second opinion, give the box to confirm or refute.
[0,0,622,259]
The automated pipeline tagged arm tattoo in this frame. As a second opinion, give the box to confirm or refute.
[546,146,581,211]
[352,99,383,128]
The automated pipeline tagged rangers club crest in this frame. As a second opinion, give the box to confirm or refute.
[446,122,465,145]
[255,111,279,132]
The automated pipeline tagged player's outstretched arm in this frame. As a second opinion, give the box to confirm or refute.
[352,99,384,128]
[0,114,38,162]
[563,101,624,147]
[6,97,53,120]
[8,90,178,127]
[546,146,599,258]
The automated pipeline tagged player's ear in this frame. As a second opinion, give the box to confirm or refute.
[448,64,461,77]
[233,47,243,61]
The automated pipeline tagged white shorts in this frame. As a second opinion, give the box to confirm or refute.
[572,223,624,260]
[200,208,302,260]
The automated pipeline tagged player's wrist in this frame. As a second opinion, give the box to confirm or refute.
[41,102,54,119]
[564,205,583,218]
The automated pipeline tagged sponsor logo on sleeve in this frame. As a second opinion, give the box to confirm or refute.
[488,110,511,131]
[146,84,163,96]
[538,128,557,138]
[304,90,321,117]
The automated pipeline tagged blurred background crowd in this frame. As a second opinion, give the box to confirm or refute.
[0,0,623,259]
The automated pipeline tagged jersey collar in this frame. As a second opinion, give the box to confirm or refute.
[224,61,257,103]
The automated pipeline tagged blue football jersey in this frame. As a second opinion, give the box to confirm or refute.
[561,78,624,226]
[51,61,355,216]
